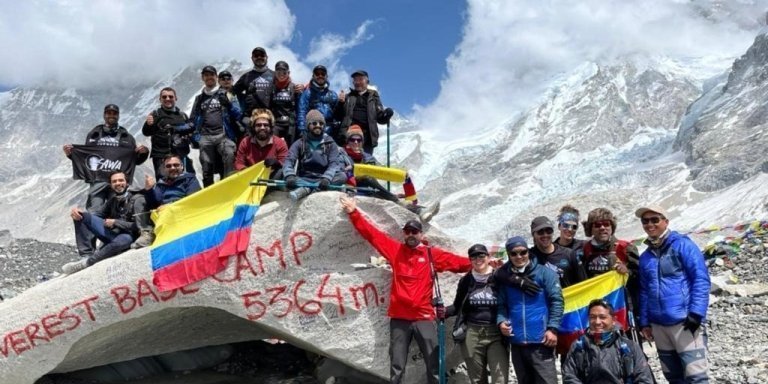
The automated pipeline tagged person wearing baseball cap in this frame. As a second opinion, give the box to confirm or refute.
[296,64,339,138]
[529,216,586,288]
[271,60,300,146]
[445,242,508,384]
[339,195,471,384]
[336,68,394,153]
[495,234,563,384]
[233,46,276,119]
[635,204,711,384]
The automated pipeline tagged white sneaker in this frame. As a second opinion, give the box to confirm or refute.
[62,259,89,275]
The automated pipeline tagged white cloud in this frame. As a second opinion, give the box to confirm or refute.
[415,0,768,138]
[304,19,377,92]
[0,0,295,86]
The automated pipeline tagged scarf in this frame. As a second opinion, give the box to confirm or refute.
[345,146,363,162]
[275,76,291,90]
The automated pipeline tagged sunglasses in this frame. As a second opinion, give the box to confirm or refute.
[508,249,528,257]
[348,137,363,143]
[219,77,232,81]
[403,229,421,235]
[313,72,327,77]
[469,254,488,260]
[535,228,554,236]
[165,163,182,169]
[308,121,324,127]
[641,216,664,225]
[560,223,578,231]
[160,95,175,100]
[592,221,612,228]
[253,123,270,128]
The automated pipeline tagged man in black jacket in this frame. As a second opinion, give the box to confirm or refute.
[233,47,275,120]
[142,87,195,177]
[62,171,140,275]
[335,70,394,152]
[529,216,587,288]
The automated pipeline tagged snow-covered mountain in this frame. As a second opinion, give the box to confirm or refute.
[2,33,768,245]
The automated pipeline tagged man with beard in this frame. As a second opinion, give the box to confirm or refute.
[270,60,300,145]
[496,236,563,384]
[190,65,243,187]
[339,195,471,384]
[61,171,140,275]
[562,300,654,384]
[144,154,201,208]
[234,109,288,178]
[335,69,394,151]
[282,109,345,201]
[233,47,274,118]
[636,205,710,384]
[297,65,338,138]
[529,216,586,288]
[142,87,195,177]
[63,104,149,256]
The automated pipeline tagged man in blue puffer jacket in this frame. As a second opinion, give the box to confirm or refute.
[636,205,710,384]
[496,236,563,384]
[296,65,338,138]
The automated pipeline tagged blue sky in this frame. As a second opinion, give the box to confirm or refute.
[285,0,464,114]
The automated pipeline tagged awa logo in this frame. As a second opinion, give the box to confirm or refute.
[86,155,123,172]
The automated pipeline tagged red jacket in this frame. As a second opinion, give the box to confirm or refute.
[349,209,471,321]
[234,136,289,171]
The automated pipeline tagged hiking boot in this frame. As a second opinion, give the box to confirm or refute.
[418,201,441,223]
[131,230,155,249]
[62,259,89,275]
[289,187,311,202]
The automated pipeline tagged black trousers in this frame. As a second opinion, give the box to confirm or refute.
[510,344,557,384]
[389,319,439,384]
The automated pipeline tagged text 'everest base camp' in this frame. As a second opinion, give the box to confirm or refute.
[3,6,768,384]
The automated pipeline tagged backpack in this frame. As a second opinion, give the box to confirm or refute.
[572,334,634,384]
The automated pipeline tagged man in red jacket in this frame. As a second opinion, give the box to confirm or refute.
[340,196,471,384]
[234,109,288,178]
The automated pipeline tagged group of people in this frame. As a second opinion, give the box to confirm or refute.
[59,46,438,274]
[340,197,711,384]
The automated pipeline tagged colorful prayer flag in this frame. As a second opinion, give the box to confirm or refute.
[150,163,267,291]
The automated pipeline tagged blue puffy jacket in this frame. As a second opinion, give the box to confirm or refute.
[496,258,564,345]
[638,231,710,327]
[297,81,338,135]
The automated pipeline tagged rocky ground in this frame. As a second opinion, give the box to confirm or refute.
[2,229,768,383]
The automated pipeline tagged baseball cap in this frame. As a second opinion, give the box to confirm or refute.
[531,216,554,233]
[275,61,289,71]
[201,65,217,75]
[218,70,232,79]
[313,65,328,74]
[252,47,267,56]
[351,69,368,78]
[104,104,119,113]
[635,205,669,219]
[402,219,422,232]
[467,244,489,257]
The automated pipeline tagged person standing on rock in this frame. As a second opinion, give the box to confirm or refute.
[529,216,586,288]
[636,205,711,384]
[218,70,248,144]
[446,243,508,384]
[340,195,471,384]
[282,110,346,201]
[297,65,338,138]
[554,205,586,258]
[142,87,196,178]
[270,60,300,146]
[233,47,274,119]
[562,299,655,384]
[62,171,140,275]
[334,69,394,151]
[496,236,563,384]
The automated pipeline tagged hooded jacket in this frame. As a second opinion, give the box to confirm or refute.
[562,330,654,384]
[282,133,342,181]
[638,231,710,327]
[296,81,338,133]
[495,258,564,345]
[347,209,471,321]
[146,172,201,207]
[190,89,243,142]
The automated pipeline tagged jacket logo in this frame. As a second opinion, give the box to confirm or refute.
[86,155,123,172]
[417,257,425,263]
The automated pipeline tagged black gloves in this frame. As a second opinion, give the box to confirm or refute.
[683,313,702,334]
[508,274,542,296]
[382,107,394,123]
[318,178,331,191]
[285,175,298,189]
[263,158,278,168]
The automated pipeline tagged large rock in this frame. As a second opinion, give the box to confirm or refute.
[0,192,468,384]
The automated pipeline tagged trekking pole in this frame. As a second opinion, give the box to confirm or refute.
[386,119,391,192]
[426,248,447,384]
[251,178,378,194]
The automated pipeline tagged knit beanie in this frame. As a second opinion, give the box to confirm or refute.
[346,124,364,140]
[305,109,325,128]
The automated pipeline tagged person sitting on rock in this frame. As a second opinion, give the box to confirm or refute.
[340,124,439,222]
[234,109,288,179]
[130,154,202,249]
[562,299,654,384]
[339,195,471,384]
[62,171,141,275]
[282,109,345,201]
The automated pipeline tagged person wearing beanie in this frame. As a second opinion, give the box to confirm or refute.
[62,104,149,257]
[635,205,711,384]
[445,243,508,384]
[281,109,346,201]
[339,195,471,384]
[338,125,441,222]
[297,64,339,138]
[529,216,586,289]
[555,204,586,258]
[270,60,301,146]
[495,235,563,384]
[190,65,244,187]
[335,69,394,153]
[234,109,288,179]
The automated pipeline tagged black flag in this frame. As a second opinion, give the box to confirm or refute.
[70,145,137,183]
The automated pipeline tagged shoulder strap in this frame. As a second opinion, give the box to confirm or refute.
[426,247,443,304]
[617,338,634,384]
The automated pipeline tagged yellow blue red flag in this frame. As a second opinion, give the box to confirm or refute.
[150,163,267,291]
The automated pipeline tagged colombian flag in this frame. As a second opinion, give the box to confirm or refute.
[557,271,629,355]
[353,163,417,202]
[150,163,267,291]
